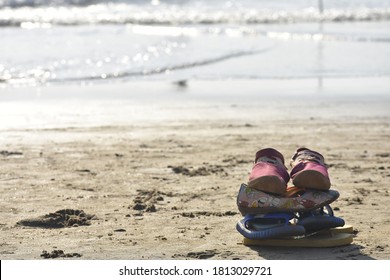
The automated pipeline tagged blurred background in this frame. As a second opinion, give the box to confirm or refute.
[1,0,390,87]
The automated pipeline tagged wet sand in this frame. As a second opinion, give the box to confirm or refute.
[1,78,389,259]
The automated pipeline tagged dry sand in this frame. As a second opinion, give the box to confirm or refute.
[1,79,389,260]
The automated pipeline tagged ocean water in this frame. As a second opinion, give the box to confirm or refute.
[0,0,390,86]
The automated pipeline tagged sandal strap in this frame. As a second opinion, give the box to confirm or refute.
[290,147,325,167]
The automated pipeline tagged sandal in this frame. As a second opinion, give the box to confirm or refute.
[237,183,339,215]
[296,205,345,234]
[290,147,331,190]
[236,213,306,240]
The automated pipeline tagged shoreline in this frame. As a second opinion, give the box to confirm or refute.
[1,77,389,131]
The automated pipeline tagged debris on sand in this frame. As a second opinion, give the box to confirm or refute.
[40,250,82,259]
[17,209,96,228]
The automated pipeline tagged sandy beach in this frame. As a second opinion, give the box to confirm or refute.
[1,78,389,260]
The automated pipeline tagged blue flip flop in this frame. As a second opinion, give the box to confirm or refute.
[296,205,345,234]
[236,213,306,240]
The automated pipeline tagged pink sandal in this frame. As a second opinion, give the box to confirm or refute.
[290,147,331,190]
[248,148,290,195]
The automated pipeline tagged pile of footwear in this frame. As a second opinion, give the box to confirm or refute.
[236,148,354,247]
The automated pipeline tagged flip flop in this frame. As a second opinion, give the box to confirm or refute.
[237,183,340,215]
[242,232,353,247]
[236,213,306,240]
[296,205,345,234]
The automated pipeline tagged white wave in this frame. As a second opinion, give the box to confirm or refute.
[0,47,271,85]
[1,4,390,27]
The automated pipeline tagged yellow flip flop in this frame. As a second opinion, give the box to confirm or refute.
[242,225,354,248]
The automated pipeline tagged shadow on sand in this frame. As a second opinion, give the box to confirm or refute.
[246,243,375,260]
